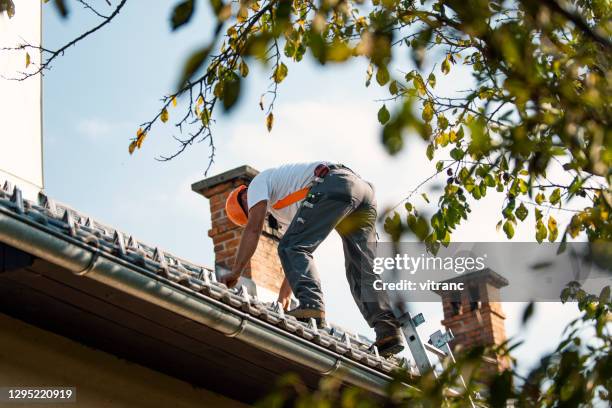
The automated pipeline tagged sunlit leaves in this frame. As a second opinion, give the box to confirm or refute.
[115,0,611,249]
[25,52,30,68]
[170,0,194,31]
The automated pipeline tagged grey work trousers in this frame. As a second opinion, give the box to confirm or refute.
[277,167,398,329]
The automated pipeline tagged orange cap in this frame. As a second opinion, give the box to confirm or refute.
[225,185,248,227]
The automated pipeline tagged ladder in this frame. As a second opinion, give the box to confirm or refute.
[398,312,477,408]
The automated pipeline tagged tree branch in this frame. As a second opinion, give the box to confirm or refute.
[1,0,127,80]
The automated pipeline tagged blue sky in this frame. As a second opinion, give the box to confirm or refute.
[42,0,584,376]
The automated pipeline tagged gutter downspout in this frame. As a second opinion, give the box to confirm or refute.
[0,208,396,395]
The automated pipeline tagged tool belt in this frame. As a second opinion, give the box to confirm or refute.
[272,163,349,210]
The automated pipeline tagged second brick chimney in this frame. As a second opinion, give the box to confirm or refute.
[191,165,285,297]
[436,268,511,376]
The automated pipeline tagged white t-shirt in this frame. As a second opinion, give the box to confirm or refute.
[247,161,329,230]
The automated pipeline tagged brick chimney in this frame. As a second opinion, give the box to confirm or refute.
[191,165,285,297]
[436,268,510,375]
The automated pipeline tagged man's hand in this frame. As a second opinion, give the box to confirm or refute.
[277,277,293,311]
[219,271,241,288]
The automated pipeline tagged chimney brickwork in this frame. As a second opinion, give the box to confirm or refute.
[192,165,285,294]
[437,269,511,375]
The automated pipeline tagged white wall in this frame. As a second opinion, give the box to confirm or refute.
[0,1,43,199]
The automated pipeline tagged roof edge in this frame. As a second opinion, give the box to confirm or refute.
[0,207,411,394]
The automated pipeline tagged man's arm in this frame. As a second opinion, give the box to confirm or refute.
[220,200,268,288]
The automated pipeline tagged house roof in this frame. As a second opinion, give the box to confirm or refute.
[0,181,411,400]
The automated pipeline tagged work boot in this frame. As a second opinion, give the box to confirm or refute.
[374,323,404,357]
[286,306,326,329]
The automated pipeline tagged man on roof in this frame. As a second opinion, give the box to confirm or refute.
[220,162,404,356]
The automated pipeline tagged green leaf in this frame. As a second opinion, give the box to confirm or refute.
[427,72,436,88]
[421,193,430,203]
[376,66,390,86]
[548,216,558,241]
[201,109,211,127]
[273,62,288,83]
[503,221,515,239]
[521,302,535,324]
[384,212,403,242]
[515,203,528,221]
[377,104,390,124]
[549,188,561,205]
[170,0,195,31]
[221,77,241,111]
[389,80,399,95]
[450,147,464,160]
[426,143,435,160]
[239,60,249,77]
[177,46,210,88]
[413,75,426,96]
[535,220,547,243]
[408,214,429,241]
[437,114,448,130]
[441,55,451,74]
